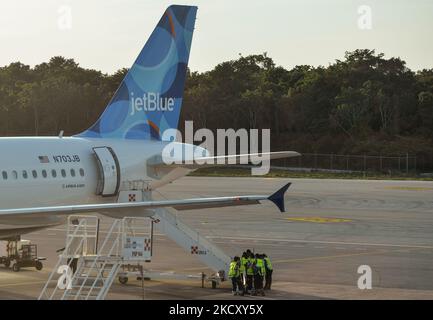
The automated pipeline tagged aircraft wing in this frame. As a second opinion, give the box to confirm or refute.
[0,183,291,221]
[147,151,300,169]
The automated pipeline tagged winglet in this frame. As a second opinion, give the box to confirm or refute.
[268,183,291,213]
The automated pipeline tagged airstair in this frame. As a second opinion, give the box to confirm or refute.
[39,191,233,299]
[153,207,231,286]
[119,189,232,286]
[39,215,152,300]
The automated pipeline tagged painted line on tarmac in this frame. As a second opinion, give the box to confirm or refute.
[183,249,389,271]
[0,280,46,288]
[161,245,428,273]
[273,246,429,265]
[271,249,387,265]
[284,217,352,223]
[384,186,433,191]
[212,240,287,247]
[206,235,433,249]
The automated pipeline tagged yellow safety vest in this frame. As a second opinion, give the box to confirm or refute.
[229,261,239,278]
[246,257,255,275]
[264,257,273,271]
[256,258,266,276]
[240,257,247,273]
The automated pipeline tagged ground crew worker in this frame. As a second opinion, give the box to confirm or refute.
[263,253,273,290]
[252,253,266,296]
[245,251,255,294]
[240,252,248,292]
[228,256,244,295]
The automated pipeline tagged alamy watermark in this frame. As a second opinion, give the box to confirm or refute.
[161,121,272,175]
[357,265,372,290]
[357,5,372,30]
[57,264,73,289]
[57,4,72,30]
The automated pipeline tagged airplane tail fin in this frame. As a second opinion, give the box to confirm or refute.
[77,5,197,140]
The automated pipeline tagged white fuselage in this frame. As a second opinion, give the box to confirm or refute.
[0,136,195,233]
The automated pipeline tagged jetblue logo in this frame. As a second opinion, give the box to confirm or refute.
[130,92,175,115]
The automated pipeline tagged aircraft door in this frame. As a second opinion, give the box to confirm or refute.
[93,147,120,197]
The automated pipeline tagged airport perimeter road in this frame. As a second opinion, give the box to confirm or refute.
[1,177,433,299]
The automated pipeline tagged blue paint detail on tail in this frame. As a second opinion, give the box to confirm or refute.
[76,5,197,140]
[268,183,291,213]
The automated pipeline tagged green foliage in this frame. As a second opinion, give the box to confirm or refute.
[0,51,432,169]
[189,167,433,181]
[0,56,111,136]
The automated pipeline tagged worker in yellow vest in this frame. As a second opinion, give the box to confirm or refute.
[240,252,247,292]
[263,253,273,290]
[245,250,255,294]
[252,253,266,296]
[228,256,244,296]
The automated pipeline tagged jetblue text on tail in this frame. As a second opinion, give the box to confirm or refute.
[77,6,197,140]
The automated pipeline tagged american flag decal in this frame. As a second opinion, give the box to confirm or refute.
[38,156,50,163]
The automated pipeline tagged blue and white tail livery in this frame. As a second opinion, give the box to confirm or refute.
[77,5,197,140]
[0,5,298,243]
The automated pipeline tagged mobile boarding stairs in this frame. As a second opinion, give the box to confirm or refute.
[39,206,231,300]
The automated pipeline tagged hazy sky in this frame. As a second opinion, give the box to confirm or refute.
[1,0,432,74]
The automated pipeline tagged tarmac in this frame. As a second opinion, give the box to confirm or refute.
[1,176,433,299]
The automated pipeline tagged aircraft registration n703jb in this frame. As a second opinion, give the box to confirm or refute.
[0,5,299,239]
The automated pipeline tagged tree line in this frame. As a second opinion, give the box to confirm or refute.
[0,50,432,168]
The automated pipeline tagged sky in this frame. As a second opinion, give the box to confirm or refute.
[0,0,432,74]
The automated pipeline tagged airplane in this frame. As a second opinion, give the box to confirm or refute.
[0,5,299,240]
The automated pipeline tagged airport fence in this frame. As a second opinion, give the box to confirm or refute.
[273,153,432,174]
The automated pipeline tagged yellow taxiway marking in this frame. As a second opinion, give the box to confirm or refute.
[384,186,433,191]
[284,217,352,223]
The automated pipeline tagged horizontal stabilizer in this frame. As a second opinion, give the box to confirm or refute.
[196,151,300,165]
[148,151,301,169]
